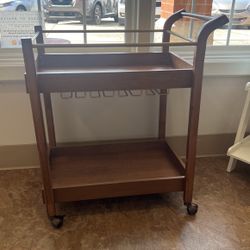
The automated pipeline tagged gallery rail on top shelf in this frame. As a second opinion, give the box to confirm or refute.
[21,10,228,228]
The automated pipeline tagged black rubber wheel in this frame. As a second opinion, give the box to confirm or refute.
[118,18,125,26]
[16,5,26,11]
[114,14,118,22]
[93,4,102,25]
[50,215,64,229]
[46,19,58,23]
[187,203,198,215]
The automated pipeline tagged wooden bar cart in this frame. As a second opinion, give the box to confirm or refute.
[21,10,228,228]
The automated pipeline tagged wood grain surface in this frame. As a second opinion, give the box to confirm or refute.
[21,11,229,218]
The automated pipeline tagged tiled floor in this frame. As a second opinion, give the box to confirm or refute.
[0,157,249,250]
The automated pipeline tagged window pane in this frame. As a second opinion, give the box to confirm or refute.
[43,0,126,44]
[86,0,124,43]
[154,0,230,45]
[0,0,41,48]
[1,0,249,48]
[227,0,250,45]
[0,0,39,12]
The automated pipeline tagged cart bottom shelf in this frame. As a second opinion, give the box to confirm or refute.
[50,140,185,202]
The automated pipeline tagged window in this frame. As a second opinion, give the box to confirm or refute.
[154,0,250,46]
[43,0,126,44]
[0,0,250,48]
[0,0,128,47]
[0,2,40,48]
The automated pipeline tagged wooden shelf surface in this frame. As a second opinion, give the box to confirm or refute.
[33,52,193,93]
[227,135,250,164]
[50,140,185,202]
[38,65,174,74]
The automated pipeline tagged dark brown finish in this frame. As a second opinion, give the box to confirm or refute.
[35,52,193,94]
[34,26,45,56]
[50,140,185,202]
[21,38,56,217]
[38,53,172,68]
[43,93,56,148]
[37,67,193,93]
[184,13,229,204]
[162,9,183,53]
[54,178,184,202]
[158,10,177,139]
[21,10,228,221]
[158,90,167,139]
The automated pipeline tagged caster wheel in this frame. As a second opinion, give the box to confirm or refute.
[50,215,64,229]
[187,203,198,215]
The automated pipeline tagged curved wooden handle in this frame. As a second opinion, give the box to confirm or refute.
[181,11,213,22]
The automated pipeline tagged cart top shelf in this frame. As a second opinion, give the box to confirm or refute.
[21,10,228,94]
[34,52,194,93]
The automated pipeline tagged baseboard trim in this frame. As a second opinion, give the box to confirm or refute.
[166,133,235,158]
[0,165,39,171]
[0,144,39,170]
[0,133,235,170]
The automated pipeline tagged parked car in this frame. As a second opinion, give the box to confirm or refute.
[117,0,124,25]
[43,0,118,24]
[0,0,35,11]
[155,0,161,19]
[118,0,161,26]
[212,0,250,27]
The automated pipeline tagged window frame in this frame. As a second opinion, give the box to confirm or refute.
[0,0,250,82]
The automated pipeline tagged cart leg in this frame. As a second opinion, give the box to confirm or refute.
[46,201,64,229]
[46,202,56,217]
[43,93,56,148]
[43,189,64,228]
[184,181,198,215]
[158,90,167,139]
[227,157,237,172]
[184,84,201,215]
[184,114,199,216]
[22,38,64,228]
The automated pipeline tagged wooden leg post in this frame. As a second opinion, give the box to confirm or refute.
[184,83,201,215]
[158,90,168,139]
[43,93,56,148]
[21,38,56,218]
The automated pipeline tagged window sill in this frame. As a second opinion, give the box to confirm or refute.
[174,45,250,77]
[0,45,249,83]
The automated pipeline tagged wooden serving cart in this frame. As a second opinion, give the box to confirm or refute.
[21,10,228,228]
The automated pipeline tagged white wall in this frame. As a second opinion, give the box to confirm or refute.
[0,75,249,146]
